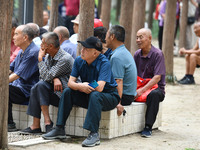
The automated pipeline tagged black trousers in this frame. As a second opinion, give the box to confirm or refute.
[145,88,165,128]
[121,94,135,106]
[158,26,164,50]
[27,81,60,119]
[9,85,29,124]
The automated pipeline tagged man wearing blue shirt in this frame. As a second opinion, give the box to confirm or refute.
[105,25,137,116]
[9,25,40,131]
[53,26,77,59]
[43,36,120,147]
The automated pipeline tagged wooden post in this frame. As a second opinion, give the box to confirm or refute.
[77,0,95,55]
[148,0,156,29]
[98,0,102,17]
[0,0,13,149]
[100,0,111,30]
[49,0,59,31]
[115,0,121,21]
[131,0,146,55]
[33,0,43,27]
[162,0,177,82]
[179,0,188,50]
[119,0,134,51]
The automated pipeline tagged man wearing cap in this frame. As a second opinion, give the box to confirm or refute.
[43,36,120,147]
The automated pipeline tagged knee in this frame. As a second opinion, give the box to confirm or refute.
[190,53,197,60]
[89,91,101,103]
[32,81,47,91]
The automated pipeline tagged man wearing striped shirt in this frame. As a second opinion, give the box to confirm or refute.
[20,32,74,134]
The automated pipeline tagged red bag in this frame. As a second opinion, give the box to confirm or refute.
[135,76,158,102]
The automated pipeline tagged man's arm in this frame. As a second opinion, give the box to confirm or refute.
[115,79,123,98]
[190,0,198,7]
[135,75,161,99]
[179,40,200,55]
[9,73,20,83]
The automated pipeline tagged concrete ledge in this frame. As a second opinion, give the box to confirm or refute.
[12,102,162,139]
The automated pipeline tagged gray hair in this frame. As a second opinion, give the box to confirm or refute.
[54,26,70,39]
[27,23,40,37]
[22,25,35,41]
[109,25,125,42]
[42,32,60,48]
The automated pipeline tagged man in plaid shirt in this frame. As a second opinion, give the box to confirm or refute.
[20,32,74,134]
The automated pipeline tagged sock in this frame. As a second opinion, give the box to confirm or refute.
[56,125,64,130]
[186,74,194,79]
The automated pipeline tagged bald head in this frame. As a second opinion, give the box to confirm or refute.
[27,23,40,37]
[194,22,200,37]
[137,28,152,37]
[54,26,70,39]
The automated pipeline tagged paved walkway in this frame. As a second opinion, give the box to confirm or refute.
[9,56,200,150]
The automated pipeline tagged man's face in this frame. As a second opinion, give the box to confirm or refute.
[105,30,112,49]
[41,38,51,54]
[81,47,96,61]
[13,26,26,47]
[194,26,200,37]
[136,31,151,50]
[73,23,79,33]
[43,11,49,26]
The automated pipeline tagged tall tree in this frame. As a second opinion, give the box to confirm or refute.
[49,0,59,31]
[115,0,121,21]
[179,0,188,50]
[98,0,102,17]
[77,0,95,55]
[162,0,177,82]
[131,0,146,55]
[0,0,13,149]
[119,0,134,51]
[148,0,156,29]
[33,0,43,27]
[100,0,111,30]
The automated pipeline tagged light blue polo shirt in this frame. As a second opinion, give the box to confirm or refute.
[110,44,137,96]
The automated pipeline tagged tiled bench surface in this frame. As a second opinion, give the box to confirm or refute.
[13,102,162,139]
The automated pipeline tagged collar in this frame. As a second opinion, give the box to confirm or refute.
[111,44,125,55]
[61,40,70,45]
[48,48,62,61]
[140,45,154,58]
[83,54,102,67]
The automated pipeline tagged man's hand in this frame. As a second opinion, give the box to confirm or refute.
[53,78,63,92]
[38,48,46,62]
[116,103,124,116]
[135,88,144,99]
[179,47,186,55]
[78,82,95,94]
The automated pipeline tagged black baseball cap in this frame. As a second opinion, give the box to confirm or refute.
[78,36,103,51]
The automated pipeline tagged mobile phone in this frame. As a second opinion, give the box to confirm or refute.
[88,80,99,88]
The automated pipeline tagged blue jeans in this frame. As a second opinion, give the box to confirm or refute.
[56,88,120,132]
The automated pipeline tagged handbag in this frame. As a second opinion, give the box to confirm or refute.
[187,16,195,25]
[135,76,158,102]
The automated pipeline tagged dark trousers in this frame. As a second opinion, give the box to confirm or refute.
[9,85,29,124]
[145,88,165,128]
[27,81,60,119]
[56,88,120,133]
[158,26,164,50]
[65,15,76,36]
[121,94,135,106]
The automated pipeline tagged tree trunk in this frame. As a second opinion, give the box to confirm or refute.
[148,0,156,29]
[98,0,102,17]
[49,0,59,31]
[179,0,188,50]
[0,0,13,149]
[162,0,177,82]
[115,0,121,21]
[100,0,111,30]
[33,0,43,27]
[77,0,95,55]
[119,0,134,51]
[131,0,146,55]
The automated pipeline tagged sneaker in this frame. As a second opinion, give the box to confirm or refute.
[82,132,100,147]
[179,77,195,84]
[141,128,152,138]
[8,122,18,132]
[45,121,53,133]
[19,127,42,135]
[178,76,187,83]
[42,126,66,140]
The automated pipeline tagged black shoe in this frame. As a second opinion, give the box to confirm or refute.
[19,127,42,135]
[8,122,17,132]
[45,121,53,133]
[42,126,66,140]
[178,76,187,83]
[179,77,195,84]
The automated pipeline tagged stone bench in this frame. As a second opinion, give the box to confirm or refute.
[12,102,162,139]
